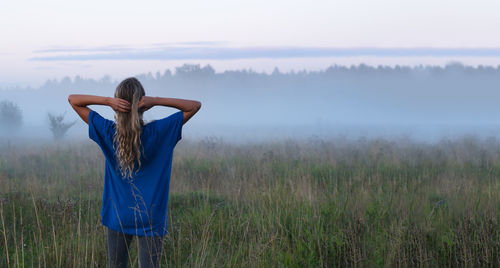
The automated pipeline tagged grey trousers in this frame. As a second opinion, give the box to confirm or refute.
[106,227,166,268]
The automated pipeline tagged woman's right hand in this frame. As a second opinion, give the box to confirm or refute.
[139,96,155,112]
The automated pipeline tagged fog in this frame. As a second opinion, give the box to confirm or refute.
[2,62,500,143]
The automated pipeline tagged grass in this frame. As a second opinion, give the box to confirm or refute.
[0,136,499,267]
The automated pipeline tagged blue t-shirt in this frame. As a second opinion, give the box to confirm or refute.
[88,109,183,236]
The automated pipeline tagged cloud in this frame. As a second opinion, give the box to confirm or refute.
[29,45,500,61]
[151,41,229,46]
[34,66,57,70]
[32,41,228,54]
[33,45,133,53]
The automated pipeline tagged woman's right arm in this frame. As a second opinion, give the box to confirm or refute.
[139,96,201,124]
[68,94,130,124]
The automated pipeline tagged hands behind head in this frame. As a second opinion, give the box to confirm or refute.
[138,96,154,112]
[109,97,131,113]
[110,96,154,113]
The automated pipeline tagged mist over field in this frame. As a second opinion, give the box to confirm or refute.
[2,62,500,143]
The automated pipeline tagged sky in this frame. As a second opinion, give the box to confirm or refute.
[1,0,500,87]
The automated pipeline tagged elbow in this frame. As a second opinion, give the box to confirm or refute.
[190,101,201,113]
[193,101,201,114]
[68,94,81,107]
[68,94,75,105]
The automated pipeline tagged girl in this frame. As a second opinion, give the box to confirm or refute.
[68,77,201,268]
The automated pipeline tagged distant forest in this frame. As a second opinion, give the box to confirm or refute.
[3,62,500,92]
[2,62,500,132]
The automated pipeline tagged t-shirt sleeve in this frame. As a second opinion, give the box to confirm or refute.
[155,111,183,147]
[88,109,114,147]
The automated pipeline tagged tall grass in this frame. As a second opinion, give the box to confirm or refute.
[0,136,499,267]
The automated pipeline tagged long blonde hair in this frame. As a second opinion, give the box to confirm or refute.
[113,77,145,179]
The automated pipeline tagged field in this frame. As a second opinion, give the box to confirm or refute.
[0,136,499,267]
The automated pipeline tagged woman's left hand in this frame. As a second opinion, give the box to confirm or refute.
[108,97,131,113]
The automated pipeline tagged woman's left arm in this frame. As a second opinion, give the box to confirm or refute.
[68,94,130,124]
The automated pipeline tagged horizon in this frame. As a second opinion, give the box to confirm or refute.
[3,57,500,89]
[3,0,500,87]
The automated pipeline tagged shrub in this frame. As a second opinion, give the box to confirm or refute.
[48,112,76,140]
[0,100,23,133]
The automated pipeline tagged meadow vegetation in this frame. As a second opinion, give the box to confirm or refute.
[0,136,499,267]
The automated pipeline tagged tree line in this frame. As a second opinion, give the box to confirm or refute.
[3,62,500,92]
